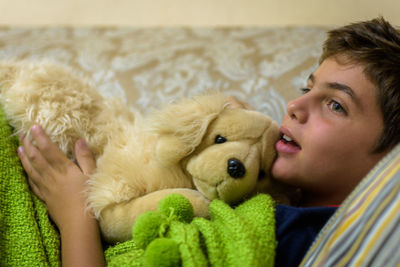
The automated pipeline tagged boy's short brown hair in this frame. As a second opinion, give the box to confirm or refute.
[319,17,400,153]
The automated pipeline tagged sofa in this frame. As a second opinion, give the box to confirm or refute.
[1,25,399,266]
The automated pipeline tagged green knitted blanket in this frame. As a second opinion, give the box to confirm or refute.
[105,193,276,267]
[0,106,276,266]
[0,107,60,266]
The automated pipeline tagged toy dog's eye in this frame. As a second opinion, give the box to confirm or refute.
[215,135,227,144]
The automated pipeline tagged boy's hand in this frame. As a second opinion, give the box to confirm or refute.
[227,96,254,110]
[17,124,96,231]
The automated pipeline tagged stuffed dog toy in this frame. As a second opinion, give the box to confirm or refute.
[0,61,281,243]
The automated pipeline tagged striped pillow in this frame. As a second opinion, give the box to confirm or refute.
[300,143,400,266]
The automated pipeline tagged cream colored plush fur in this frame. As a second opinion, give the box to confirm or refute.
[0,61,281,243]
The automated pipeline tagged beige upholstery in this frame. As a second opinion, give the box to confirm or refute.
[0,26,329,123]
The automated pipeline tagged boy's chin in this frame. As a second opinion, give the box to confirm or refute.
[271,158,296,184]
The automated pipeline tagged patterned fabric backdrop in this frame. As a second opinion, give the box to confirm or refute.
[0,26,329,123]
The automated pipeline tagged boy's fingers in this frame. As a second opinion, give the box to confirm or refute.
[75,139,96,175]
[227,96,243,109]
[241,101,254,110]
[19,136,53,178]
[27,177,45,201]
[227,96,255,110]
[29,125,67,165]
[18,146,46,191]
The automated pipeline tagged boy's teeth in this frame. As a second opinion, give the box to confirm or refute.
[282,134,292,142]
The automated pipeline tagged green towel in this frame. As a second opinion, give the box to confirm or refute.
[0,107,61,267]
[0,105,277,266]
[105,193,276,267]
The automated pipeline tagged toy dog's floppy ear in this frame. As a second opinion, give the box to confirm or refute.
[149,93,227,165]
[0,62,18,93]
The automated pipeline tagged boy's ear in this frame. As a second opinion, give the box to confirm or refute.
[149,93,227,165]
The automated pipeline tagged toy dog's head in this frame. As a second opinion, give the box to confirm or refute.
[150,93,280,204]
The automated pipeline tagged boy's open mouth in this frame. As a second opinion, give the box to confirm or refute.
[281,134,301,148]
[275,133,301,153]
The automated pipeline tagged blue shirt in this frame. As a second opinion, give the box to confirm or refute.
[274,204,337,267]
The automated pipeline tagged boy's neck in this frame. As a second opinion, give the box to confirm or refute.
[299,192,345,207]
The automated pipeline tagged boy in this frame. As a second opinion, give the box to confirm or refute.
[272,16,400,266]
[17,17,400,266]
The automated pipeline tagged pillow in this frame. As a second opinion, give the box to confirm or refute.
[300,143,400,266]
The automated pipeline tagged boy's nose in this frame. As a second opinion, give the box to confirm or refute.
[286,97,308,123]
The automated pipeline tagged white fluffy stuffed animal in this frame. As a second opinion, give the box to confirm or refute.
[0,61,281,242]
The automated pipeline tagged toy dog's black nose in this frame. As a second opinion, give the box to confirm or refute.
[227,158,246,178]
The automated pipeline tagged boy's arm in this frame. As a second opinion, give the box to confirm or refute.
[59,213,104,267]
[17,125,105,267]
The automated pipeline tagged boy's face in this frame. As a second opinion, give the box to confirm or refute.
[271,56,387,206]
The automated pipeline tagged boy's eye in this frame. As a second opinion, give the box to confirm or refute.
[300,88,311,95]
[328,100,346,114]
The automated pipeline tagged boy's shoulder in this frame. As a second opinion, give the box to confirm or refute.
[274,204,337,267]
